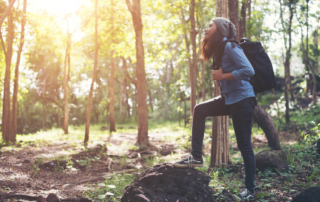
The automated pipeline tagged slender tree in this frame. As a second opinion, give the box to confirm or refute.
[12,0,27,140]
[228,0,240,41]
[63,19,71,134]
[84,0,99,144]
[0,0,16,27]
[209,0,231,169]
[109,51,116,132]
[109,0,116,132]
[1,0,15,142]
[279,0,296,125]
[189,0,197,116]
[126,0,149,146]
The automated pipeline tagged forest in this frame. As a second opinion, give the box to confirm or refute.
[0,0,319,201]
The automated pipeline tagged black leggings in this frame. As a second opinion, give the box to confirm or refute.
[191,96,256,193]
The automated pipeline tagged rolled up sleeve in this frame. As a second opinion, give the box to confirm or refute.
[225,43,255,81]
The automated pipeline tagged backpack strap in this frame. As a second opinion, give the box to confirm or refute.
[212,39,238,71]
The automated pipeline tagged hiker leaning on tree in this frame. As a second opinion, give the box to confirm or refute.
[173,17,256,200]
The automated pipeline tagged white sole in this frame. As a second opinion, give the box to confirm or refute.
[173,163,204,168]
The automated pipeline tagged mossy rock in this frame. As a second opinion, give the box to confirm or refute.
[121,163,215,202]
[255,150,288,172]
[292,187,320,202]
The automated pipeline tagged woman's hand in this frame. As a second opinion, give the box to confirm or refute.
[212,68,236,81]
[211,68,224,81]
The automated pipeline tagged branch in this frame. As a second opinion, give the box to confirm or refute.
[0,0,16,28]
[121,57,137,87]
[0,30,7,55]
[126,0,134,14]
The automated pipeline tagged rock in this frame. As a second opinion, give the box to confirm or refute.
[255,150,288,172]
[121,163,215,202]
[79,198,93,202]
[159,148,175,156]
[292,187,320,202]
[37,195,46,202]
[117,126,124,129]
[46,193,61,202]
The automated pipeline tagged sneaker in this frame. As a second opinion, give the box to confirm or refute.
[234,188,255,201]
[173,155,203,168]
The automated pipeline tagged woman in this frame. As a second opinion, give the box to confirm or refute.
[173,17,256,200]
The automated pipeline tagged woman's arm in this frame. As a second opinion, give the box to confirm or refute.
[225,42,255,81]
[211,68,235,81]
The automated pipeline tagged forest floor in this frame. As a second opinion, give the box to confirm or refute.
[0,122,319,202]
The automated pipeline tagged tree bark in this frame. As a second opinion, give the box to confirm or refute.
[209,0,231,170]
[228,0,240,41]
[126,0,149,146]
[314,22,319,74]
[253,105,281,150]
[11,0,27,141]
[42,74,47,130]
[0,0,16,27]
[189,0,197,117]
[1,0,15,142]
[239,0,246,39]
[179,8,194,117]
[201,59,206,101]
[280,0,295,125]
[63,31,71,134]
[57,90,60,128]
[109,51,116,132]
[84,0,99,145]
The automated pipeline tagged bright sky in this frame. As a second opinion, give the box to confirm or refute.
[28,0,91,41]
[28,0,90,16]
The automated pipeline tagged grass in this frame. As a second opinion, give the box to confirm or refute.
[1,119,319,201]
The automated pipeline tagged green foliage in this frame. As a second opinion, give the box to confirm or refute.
[84,173,136,201]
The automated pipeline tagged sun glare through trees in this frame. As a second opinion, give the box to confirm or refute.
[0,0,319,201]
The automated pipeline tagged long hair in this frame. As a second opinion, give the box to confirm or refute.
[201,29,224,62]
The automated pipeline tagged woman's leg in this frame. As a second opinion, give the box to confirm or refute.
[230,97,256,193]
[191,95,230,160]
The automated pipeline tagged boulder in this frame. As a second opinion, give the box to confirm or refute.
[46,193,61,202]
[255,150,288,172]
[121,163,215,202]
[292,187,320,202]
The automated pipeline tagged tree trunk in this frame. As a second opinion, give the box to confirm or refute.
[109,51,116,132]
[11,0,27,141]
[42,74,47,130]
[126,0,149,146]
[148,89,153,112]
[63,32,71,134]
[280,0,294,125]
[201,59,206,101]
[253,105,281,150]
[84,0,99,145]
[0,0,16,27]
[216,0,228,18]
[179,8,194,117]
[239,0,246,39]
[314,23,319,74]
[209,0,231,170]
[1,0,15,143]
[57,91,60,128]
[189,0,197,117]
[228,0,240,41]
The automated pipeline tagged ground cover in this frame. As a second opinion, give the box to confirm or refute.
[0,121,319,201]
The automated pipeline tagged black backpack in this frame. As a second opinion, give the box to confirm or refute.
[212,38,276,94]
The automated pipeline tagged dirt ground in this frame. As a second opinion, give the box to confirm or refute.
[0,130,193,201]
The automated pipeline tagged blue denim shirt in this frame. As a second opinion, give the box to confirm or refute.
[215,37,256,105]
